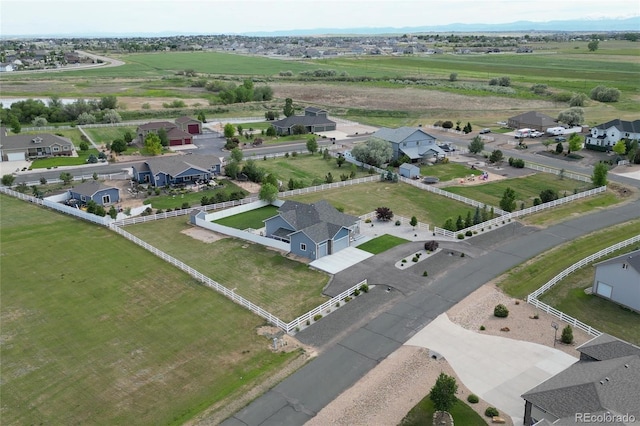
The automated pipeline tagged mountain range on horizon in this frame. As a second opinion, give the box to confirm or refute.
[2,16,639,39]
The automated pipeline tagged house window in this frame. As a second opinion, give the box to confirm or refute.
[81,195,86,202]
[102,194,111,204]
[52,146,60,152]
[63,146,69,151]
[300,243,307,251]
[183,176,191,181]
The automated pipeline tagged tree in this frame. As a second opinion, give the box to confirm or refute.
[265,126,276,137]
[489,149,503,164]
[111,138,127,155]
[259,183,278,203]
[108,205,118,219]
[556,142,564,154]
[99,95,118,110]
[539,189,559,203]
[561,325,574,344]
[77,112,96,124]
[1,174,16,186]
[410,216,418,228]
[612,140,627,156]
[449,72,458,82]
[32,116,48,127]
[59,172,73,185]
[223,123,235,139]
[569,93,587,107]
[87,154,98,164]
[568,133,583,152]
[144,134,163,155]
[443,218,456,231]
[79,141,89,151]
[375,206,394,221]
[197,111,206,123]
[473,206,481,225]
[557,107,584,127]
[237,124,244,135]
[468,136,484,154]
[336,155,346,168]
[157,128,169,147]
[429,373,458,412]
[590,86,620,103]
[225,160,240,179]
[241,159,264,182]
[592,162,608,186]
[455,215,464,231]
[283,98,295,117]
[102,109,121,124]
[587,39,599,52]
[123,130,133,144]
[500,187,517,212]
[291,124,306,135]
[306,135,318,154]
[351,137,393,167]
[230,147,243,163]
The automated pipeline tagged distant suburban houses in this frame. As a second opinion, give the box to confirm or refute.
[68,181,120,206]
[507,111,558,131]
[271,107,336,135]
[521,333,640,425]
[0,128,74,162]
[132,154,221,187]
[264,200,360,260]
[136,116,202,146]
[373,127,445,162]
[592,249,640,313]
[585,119,640,148]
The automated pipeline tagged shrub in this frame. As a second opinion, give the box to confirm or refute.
[465,230,473,237]
[457,233,464,240]
[359,283,369,293]
[424,240,439,251]
[353,289,361,296]
[365,218,372,223]
[479,325,486,331]
[467,394,479,404]
[395,220,401,226]
[335,302,340,308]
[344,296,352,302]
[423,271,428,276]
[460,252,465,257]
[590,85,620,103]
[412,256,419,262]
[494,304,509,318]
[313,314,323,322]
[306,319,311,326]
[485,407,499,417]
[561,325,574,344]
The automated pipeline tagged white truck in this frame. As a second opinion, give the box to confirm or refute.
[515,128,532,138]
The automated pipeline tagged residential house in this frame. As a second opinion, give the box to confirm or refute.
[271,107,336,135]
[399,163,420,178]
[0,133,74,161]
[507,111,558,131]
[585,119,640,149]
[373,127,444,162]
[68,181,120,206]
[264,200,360,260]
[136,121,193,146]
[0,62,14,72]
[521,333,640,425]
[175,116,203,135]
[131,154,221,187]
[592,249,640,313]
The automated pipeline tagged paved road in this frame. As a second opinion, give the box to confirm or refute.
[221,199,640,426]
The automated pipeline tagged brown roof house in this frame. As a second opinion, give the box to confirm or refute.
[271,107,336,135]
[175,116,202,135]
[136,121,193,147]
[507,111,558,131]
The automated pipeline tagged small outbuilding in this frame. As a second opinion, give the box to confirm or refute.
[399,163,420,179]
[68,181,120,206]
[592,249,640,313]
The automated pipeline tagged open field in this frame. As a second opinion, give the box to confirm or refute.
[357,234,410,255]
[29,148,101,169]
[538,247,640,345]
[142,180,248,211]
[0,195,300,425]
[126,216,329,321]
[83,126,138,145]
[419,162,476,181]
[213,205,279,229]
[289,181,477,228]
[445,173,593,209]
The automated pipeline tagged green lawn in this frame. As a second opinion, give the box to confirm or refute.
[400,396,487,426]
[126,216,329,321]
[357,234,410,254]
[257,153,371,187]
[213,205,279,229]
[538,248,640,345]
[83,126,138,145]
[0,195,301,425]
[419,162,475,182]
[497,219,640,299]
[22,128,86,146]
[29,148,102,169]
[445,173,592,209]
[522,190,624,226]
[142,180,248,210]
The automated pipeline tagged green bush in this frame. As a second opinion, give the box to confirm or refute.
[467,394,479,404]
[353,289,361,296]
[395,220,401,226]
[494,304,509,318]
[412,256,419,262]
[465,230,473,237]
[424,240,439,251]
[313,314,323,322]
[561,325,574,344]
[485,407,499,417]
[359,283,369,293]
[480,325,486,330]
[423,271,428,276]
[457,233,465,239]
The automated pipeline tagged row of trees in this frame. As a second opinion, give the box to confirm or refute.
[197,79,274,104]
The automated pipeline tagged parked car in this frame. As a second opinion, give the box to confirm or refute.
[479,128,491,134]
[530,131,544,138]
[555,136,566,142]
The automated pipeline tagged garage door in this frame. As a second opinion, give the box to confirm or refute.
[185,137,192,145]
[596,281,613,298]
[7,152,25,161]
[332,235,349,253]
[169,139,182,146]
[187,124,200,134]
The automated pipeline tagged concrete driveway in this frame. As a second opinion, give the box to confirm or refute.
[406,314,577,424]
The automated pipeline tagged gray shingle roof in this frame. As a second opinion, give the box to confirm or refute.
[593,249,640,274]
[277,200,358,244]
[271,115,335,129]
[70,181,117,197]
[373,127,436,144]
[595,119,640,134]
[137,121,176,131]
[0,133,73,150]
[144,154,221,177]
[577,333,640,361]
[508,111,557,127]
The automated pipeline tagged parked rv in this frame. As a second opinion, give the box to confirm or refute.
[546,127,565,136]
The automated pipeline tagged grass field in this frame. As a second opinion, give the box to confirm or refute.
[21,128,85,146]
[290,181,477,228]
[83,126,138,145]
[419,162,475,181]
[213,205,279,229]
[126,216,329,321]
[29,148,101,169]
[0,195,301,425]
[400,395,488,426]
[142,180,248,210]
[357,234,410,254]
[445,173,592,209]
[522,190,625,226]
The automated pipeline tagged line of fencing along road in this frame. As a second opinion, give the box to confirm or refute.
[525,234,640,338]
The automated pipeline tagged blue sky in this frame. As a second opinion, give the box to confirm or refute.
[1,0,639,36]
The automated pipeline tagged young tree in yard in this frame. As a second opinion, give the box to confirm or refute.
[110,138,127,155]
[489,149,503,164]
[592,162,608,186]
[473,206,481,225]
[223,123,235,139]
[375,206,394,221]
[237,124,244,135]
[224,160,240,179]
[197,111,206,123]
[59,172,73,185]
[259,182,278,203]
[157,128,169,147]
[556,142,564,154]
[1,174,16,186]
[230,147,243,163]
[539,189,559,203]
[144,134,163,155]
[455,215,464,231]
[557,107,584,127]
[568,133,583,153]
[443,218,456,232]
[430,373,458,412]
[79,141,89,151]
[283,98,295,117]
[351,137,393,167]
[465,211,472,228]
[500,187,517,212]
[336,155,346,167]
[561,325,574,344]
[410,216,418,228]
[123,130,133,144]
[266,126,276,137]
[612,140,627,156]
[468,136,484,154]
[569,93,587,107]
[306,135,318,154]
[108,205,118,219]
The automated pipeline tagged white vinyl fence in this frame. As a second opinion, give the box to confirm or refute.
[526,234,640,337]
[524,162,591,183]
[18,172,130,188]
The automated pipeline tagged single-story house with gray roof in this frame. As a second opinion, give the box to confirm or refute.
[131,154,221,187]
[373,127,444,162]
[521,333,640,426]
[507,111,557,131]
[0,132,74,161]
[264,200,360,260]
[68,181,119,206]
[399,163,420,178]
[271,107,336,135]
[592,249,640,313]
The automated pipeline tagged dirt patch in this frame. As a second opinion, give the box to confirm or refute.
[117,96,212,110]
[233,180,261,194]
[181,226,228,243]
